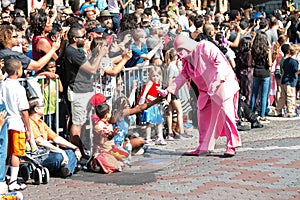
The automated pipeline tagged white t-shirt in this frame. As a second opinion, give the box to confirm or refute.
[2,78,29,131]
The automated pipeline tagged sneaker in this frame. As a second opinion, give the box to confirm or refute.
[166,134,174,140]
[145,139,155,146]
[288,114,298,118]
[0,181,8,194]
[237,124,251,131]
[267,110,281,117]
[251,121,264,129]
[134,148,144,155]
[155,137,167,145]
[8,181,26,191]
[259,117,270,124]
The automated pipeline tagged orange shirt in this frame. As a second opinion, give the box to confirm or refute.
[29,116,58,141]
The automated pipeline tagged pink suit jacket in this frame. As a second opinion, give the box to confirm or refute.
[167,40,239,109]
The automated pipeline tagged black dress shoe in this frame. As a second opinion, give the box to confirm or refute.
[54,168,71,178]
[251,121,264,129]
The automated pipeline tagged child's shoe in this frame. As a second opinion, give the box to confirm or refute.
[134,148,144,155]
[8,181,26,192]
[0,181,8,194]
[166,134,174,140]
[259,117,270,123]
[145,139,155,146]
[155,136,167,145]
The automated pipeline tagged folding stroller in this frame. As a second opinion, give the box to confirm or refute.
[19,148,50,185]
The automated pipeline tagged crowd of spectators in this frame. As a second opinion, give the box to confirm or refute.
[0,0,300,196]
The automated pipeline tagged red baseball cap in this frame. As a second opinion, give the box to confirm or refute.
[89,93,106,107]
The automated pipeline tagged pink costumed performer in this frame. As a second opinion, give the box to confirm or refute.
[162,34,241,156]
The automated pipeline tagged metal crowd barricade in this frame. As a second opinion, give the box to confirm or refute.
[121,64,154,103]
[83,65,155,153]
[17,65,157,153]
[19,76,60,135]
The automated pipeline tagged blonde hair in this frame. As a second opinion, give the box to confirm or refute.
[132,28,146,41]
[149,66,162,82]
[272,35,289,61]
[165,48,177,68]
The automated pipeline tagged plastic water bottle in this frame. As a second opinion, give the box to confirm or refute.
[125,139,132,165]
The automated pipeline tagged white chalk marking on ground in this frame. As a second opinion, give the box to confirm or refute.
[214,145,300,153]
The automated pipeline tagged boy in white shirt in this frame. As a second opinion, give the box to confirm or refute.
[2,59,35,191]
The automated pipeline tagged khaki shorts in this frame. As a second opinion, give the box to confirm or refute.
[71,91,94,125]
[7,130,26,157]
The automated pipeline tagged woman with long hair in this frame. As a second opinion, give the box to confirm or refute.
[30,9,57,61]
[235,37,252,105]
[248,32,273,121]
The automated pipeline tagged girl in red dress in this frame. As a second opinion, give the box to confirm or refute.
[138,67,166,145]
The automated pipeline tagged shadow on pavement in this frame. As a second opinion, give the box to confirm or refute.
[70,170,157,185]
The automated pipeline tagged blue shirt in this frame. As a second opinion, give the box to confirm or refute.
[125,43,148,68]
[281,57,299,87]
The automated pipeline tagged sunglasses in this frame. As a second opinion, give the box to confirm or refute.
[12,35,18,38]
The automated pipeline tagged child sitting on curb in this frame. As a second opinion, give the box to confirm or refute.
[90,103,127,173]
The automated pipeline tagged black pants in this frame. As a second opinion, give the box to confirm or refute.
[238,100,257,123]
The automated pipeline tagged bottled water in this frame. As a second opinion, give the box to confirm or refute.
[124,139,132,165]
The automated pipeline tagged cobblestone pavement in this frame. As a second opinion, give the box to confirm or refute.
[22,117,300,200]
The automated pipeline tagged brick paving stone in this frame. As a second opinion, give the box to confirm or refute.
[20,118,300,199]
